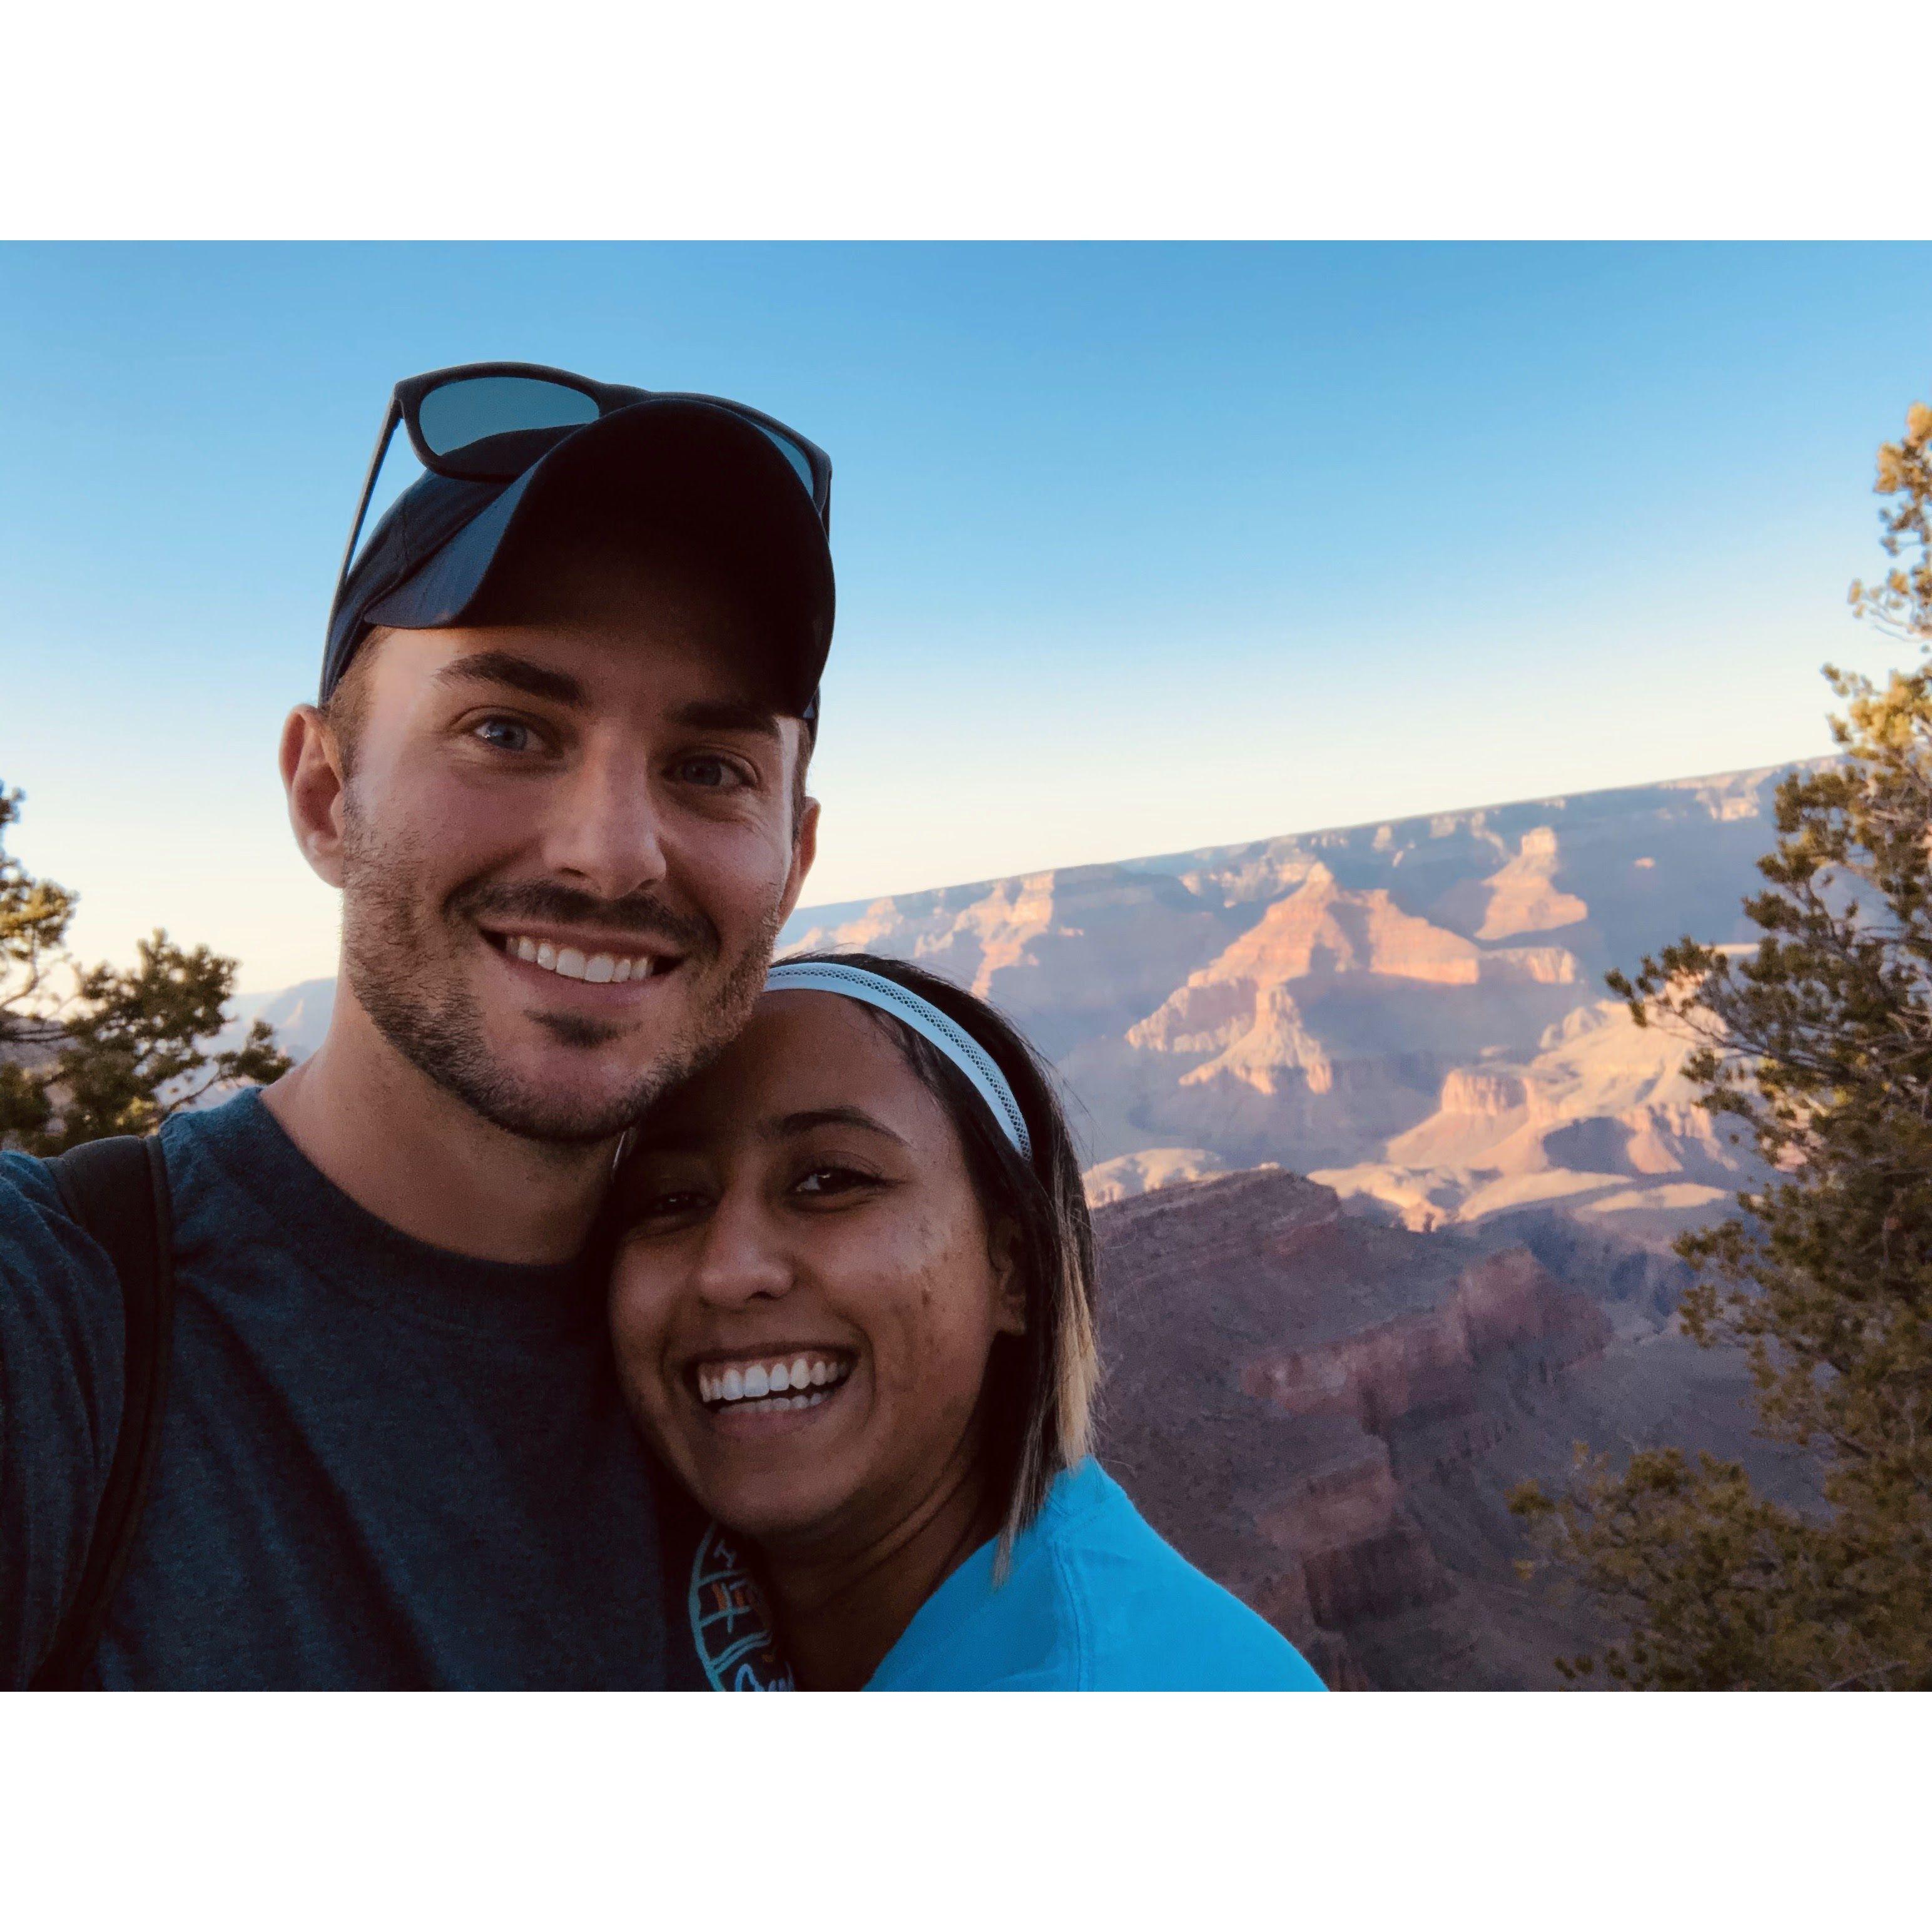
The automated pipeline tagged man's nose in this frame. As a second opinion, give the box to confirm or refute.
[691,1196,794,1310]
[543,745,669,903]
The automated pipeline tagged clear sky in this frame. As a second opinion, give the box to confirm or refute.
[3,242,1929,992]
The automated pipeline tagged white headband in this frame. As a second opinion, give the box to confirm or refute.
[764,960,1033,1161]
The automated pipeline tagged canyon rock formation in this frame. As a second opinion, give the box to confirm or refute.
[782,760,1802,1234]
[1090,1167,1814,1688]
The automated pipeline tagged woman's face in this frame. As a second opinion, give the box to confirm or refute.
[609,991,1025,1553]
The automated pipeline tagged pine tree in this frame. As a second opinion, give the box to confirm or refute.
[1,783,289,1155]
[1510,402,1932,1689]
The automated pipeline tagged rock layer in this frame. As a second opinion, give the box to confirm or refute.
[1091,1167,1618,1684]
[1091,1164,1811,1689]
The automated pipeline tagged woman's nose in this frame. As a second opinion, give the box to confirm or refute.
[690,1199,793,1309]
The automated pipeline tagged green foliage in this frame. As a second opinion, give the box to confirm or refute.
[1849,402,1932,644]
[0,781,289,1156]
[1510,399,1932,1690]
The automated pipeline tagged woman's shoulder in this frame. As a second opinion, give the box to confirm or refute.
[865,1462,1326,1692]
[1038,1462,1326,1690]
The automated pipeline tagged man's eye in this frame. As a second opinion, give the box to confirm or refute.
[671,755,747,790]
[474,718,536,753]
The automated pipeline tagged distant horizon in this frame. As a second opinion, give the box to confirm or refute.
[231,747,1822,1005]
[778,745,1831,926]
[5,242,1924,991]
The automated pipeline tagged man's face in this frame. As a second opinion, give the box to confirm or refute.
[323,604,817,1144]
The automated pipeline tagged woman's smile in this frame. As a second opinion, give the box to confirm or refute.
[687,1347,859,1430]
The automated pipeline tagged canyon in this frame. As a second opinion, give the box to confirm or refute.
[1088,1165,1813,1687]
[781,760,1799,1233]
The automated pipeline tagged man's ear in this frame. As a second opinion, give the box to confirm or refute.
[990,1220,1027,1336]
[778,790,820,925]
[281,704,348,888]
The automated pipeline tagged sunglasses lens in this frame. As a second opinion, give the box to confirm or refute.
[751,423,818,499]
[417,376,599,475]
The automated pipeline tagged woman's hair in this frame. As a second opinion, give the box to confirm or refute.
[775,950,1101,1555]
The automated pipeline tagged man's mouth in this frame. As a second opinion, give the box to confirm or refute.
[691,1350,856,1418]
[482,929,683,986]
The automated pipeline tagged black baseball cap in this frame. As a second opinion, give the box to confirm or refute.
[323,369,835,727]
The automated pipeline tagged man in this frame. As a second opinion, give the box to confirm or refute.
[0,362,833,1687]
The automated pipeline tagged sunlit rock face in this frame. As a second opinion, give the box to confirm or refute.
[1081,1145,1253,1206]
[783,862,1238,1058]
[1431,825,1590,941]
[1311,994,1755,1234]
[1115,863,1584,1162]
[778,759,1806,1228]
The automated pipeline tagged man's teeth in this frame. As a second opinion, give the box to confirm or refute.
[504,935,658,984]
[698,1355,852,1412]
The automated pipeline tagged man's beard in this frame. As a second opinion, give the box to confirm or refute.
[338,798,784,1145]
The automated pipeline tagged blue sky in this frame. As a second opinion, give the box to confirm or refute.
[3,242,1929,991]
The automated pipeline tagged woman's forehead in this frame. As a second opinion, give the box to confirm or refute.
[638,990,938,1146]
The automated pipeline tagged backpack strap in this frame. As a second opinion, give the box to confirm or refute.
[29,1135,176,1690]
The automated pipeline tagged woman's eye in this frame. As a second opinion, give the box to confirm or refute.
[474,718,535,753]
[629,1184,709,1221]
[791,1166,875,1199]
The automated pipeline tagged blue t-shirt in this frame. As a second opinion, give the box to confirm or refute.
[0,1091,700,1689]
[865,1460,1326,1691]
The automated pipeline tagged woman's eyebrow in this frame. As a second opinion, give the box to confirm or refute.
[770,1106,909,1147]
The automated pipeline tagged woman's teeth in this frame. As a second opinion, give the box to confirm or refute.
[698,1354,852,1414]
[502,935,659,984]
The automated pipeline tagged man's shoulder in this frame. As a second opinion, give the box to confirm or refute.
[1,1145,71,1224]
[0,1147,131,1687]
[0,1141,131,1428]
[0,1096,280,1383]
[0,1095,246,1288]
[0,1146,124,1309]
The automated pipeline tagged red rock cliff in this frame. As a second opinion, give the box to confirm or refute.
[1092,1167,1610,1684]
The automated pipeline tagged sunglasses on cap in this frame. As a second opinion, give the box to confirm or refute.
[333,359,834,604]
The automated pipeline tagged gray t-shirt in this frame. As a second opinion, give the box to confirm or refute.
[0,1090,700,1689]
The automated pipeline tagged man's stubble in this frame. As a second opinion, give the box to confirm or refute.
[338,793,785,1146]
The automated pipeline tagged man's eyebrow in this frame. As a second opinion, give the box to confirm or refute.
[769,1106,910,1147]
[668,698,786,743]
[436,651,588,706]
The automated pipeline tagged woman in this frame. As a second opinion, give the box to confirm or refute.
[608,951,1324,1692]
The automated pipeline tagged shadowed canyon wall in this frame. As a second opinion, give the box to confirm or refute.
[1089,1168,1814,1688]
